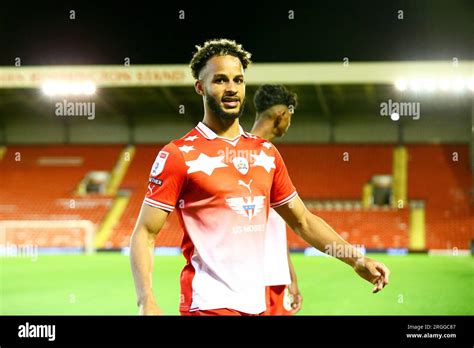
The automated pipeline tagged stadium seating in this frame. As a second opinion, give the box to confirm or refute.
[277,144,394,199]
[0,145,122,247]
[106,145,183,248]
[407,145,472,249]
[2,144,469,250]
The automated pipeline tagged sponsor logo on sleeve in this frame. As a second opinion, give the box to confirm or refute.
[149,178,163,186]
[151,151,169,176]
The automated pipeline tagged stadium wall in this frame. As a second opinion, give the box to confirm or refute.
[1,112,470,144]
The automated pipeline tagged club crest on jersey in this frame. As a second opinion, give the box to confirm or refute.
[151,151,169,177]
[226,196,265,221]
[232,157,249,175]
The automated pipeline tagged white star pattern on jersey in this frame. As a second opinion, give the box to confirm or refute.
[184,135,199,141]
[226,196,266,221]
[251,150,276,173]
[262,142,272,149]
[185,153,228,175]
[179,145,195,153]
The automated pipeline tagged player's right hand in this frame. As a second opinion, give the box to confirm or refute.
[353,256,390,293]
[139,302,162,315]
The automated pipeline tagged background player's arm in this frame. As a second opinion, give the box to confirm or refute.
[130,204,169,314]
[275,196,390,293]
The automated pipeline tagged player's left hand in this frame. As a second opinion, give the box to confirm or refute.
[353,257,390,293]
[288,282,303,313]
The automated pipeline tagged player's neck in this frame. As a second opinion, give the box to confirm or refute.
[201,114,241,139]
[251,120,276,142]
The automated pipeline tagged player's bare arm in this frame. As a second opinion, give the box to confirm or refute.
[130,204,169,314]
[275,196,390,293]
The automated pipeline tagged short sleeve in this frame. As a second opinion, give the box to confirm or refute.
[270,147,298,208]
[144,143,187,212]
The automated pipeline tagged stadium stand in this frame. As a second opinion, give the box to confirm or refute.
[0,145,122,247]
[1,143,469,251]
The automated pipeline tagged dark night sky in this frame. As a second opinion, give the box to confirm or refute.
[0,0,472,65]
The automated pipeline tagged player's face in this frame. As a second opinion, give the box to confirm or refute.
[199,55,246,120]
[274,105,293,137]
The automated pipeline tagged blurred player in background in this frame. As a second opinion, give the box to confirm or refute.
[130,39,390,316]
[251,85,302,315]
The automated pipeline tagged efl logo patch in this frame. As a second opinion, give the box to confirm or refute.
[151,151,169,176]
[149,177,163,186]
[232,156,249,175]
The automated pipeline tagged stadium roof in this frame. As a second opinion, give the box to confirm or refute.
[0,61,471,129]
[0,61,472,88]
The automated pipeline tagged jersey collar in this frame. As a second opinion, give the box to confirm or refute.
[196,121,250,141]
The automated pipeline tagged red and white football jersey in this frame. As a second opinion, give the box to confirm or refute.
[145,122,297,314]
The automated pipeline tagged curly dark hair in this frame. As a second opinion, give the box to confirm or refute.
[253,85,298,113]
[189,39,252,80]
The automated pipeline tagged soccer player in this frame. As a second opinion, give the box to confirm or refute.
[251,85,301,315]
[130,39,390,316]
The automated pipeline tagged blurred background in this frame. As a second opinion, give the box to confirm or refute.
[0,1,472,315]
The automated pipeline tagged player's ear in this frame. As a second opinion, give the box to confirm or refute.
[194,80,205,96]
[273,114,282,129]
[274,111,285,128]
